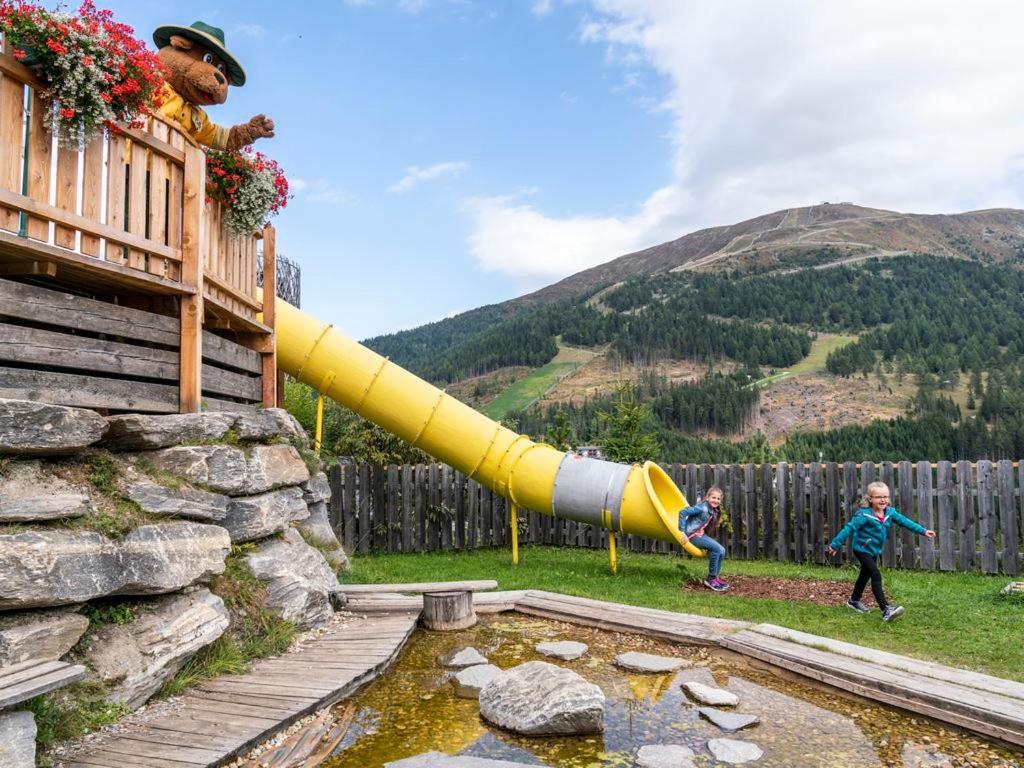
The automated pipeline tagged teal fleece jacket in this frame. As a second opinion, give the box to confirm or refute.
[829,506,926,557]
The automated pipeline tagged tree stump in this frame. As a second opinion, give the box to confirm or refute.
[421,590,477,630]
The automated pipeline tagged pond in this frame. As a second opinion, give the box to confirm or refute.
[323,615,1022,768]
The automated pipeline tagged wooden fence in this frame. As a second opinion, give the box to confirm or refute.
[326,460,1024,575]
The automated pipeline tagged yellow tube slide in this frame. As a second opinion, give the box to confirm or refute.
[274,298,703,557]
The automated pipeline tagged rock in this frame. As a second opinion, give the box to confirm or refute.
[144,444,309,495]
[386,754,548,767]
[0,494,90,521]
[0,711,36,768]
[636,744,696,768]
[901,743,955,768]
[707,738,764,764]
[83,587,229,709]
[535,641,588,660]
[0,399,106,455]
[222,487,309,543]
[0,522,230,609]
[297,500,349,570]
[452,664,502,698]
[245,528,340,629]
[0,608,89,665]
[614,651,690,673]
[681,681,739,706]
[233,408,307,443]
[103,413,235,451]
[438,647,488,668]
[302,471,331,504]
[698,708,760,732]
[1001,581,1024,595]
[127,481,229,522]
[478,660,604,735]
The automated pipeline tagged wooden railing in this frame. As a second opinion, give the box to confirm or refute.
[0,48,276,412]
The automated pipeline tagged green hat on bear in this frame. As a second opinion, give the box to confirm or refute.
[153,21,247,87]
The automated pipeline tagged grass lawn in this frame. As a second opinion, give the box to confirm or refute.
[347,546,1024,682]
[481,344,598,419]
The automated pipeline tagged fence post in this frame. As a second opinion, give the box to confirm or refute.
[809,462,823,564]
[898,460,915,569]
[936,461,954,571]
[776,462,789,562]
[957,460,975,571]
[917,461,936,570]
[978,460,997,574]
[260,225,277,407]
[178,142,205,413]
[997,460,1018,576]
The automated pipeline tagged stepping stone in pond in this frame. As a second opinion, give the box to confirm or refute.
[636,744,696,768]
[385,753,550,767]
[613,652,691,673]
[698,707,760,731]
[438,647,488,668]
[681,681,738,706]
[707,738,764,764]
[479,661,605,735]
[452,664,502,699]
[535,641,588,660]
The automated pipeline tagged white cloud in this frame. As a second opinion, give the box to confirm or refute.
[290,178,352,205]
[468,1,1024,279]
[532,0,554,16]
[231,23,266,39]
[389,161,468,193]
[398,0,429,13]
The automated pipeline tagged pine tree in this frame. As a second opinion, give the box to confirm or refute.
[597,385,660,463]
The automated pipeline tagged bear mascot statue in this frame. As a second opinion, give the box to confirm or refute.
[152,21,274,151]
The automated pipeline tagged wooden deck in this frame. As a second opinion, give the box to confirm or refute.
[63,612,418,768]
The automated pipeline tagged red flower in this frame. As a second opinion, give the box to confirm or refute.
[12,48,27,60]
[45,37,67,55]
[60,107,75,119]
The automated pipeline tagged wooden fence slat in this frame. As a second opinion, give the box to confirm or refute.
[841,461,858,564]
[977,460,997,574]
[341,463,356,553]
[880,462,896,567]
[80,135,104,256]
[997,460,1017,576]
[744,464,757,559]
[466,478,479,549]
[793,463,806,563]
[957,460,975,571]
[326,463,342,534]
[776,462,789,562]
[440,465,453,550]
[372,464,386,553]
[727,464,742,558]
[357,464,371,555]
[454,471,466,550]
[53,147,77,250]
[0,75,26,233]
[809,462,823,564]
[898,460,916,569]
[760,462,773,560]
[480,485,493,547]
[426,464,439,551]
[387,465,399,553]
[105,133,128,265]
[917,461,936,570]
[24,90,51,242]
[825,462,840,565]
[937,461,954,571]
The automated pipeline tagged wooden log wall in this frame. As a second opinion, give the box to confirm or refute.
[327,459,1024,575]
[0,278,263,412]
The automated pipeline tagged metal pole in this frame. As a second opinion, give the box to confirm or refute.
[510,504,519,566]
[314,393,325,456]
[609,530,618,574]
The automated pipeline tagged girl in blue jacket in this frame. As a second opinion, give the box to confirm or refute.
[678,486,729,592]
[827,481,935,621]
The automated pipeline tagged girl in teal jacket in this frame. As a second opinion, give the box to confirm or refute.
[827,481,935,622]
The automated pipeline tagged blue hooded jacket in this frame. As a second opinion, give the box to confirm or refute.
[677,499,719,537]
[829,506,926,557]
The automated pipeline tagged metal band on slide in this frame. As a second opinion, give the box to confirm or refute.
[551,454,631,529]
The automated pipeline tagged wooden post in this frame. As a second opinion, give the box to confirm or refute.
[179,143,205,413]
[422,591,476,630]
[261,225,278,408]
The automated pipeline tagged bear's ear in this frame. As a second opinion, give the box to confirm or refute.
[169,34,194,51]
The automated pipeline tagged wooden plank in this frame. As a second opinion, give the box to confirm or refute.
[744,463,757,558]
[917,461,936,570]
[727,463,742,557]
[373,463,387,552]
[841,461,858,564]
[401,463,414,553]
[148,123,169,277]
[809,462,823,563]
[0,658,64,685]
[126,138,148,268]
[898,460,916,569]
[793,462,806,562]
[776,462,789,561]
[358,463,372,554]
[100,736,222,763]
[957,460,975,571]
[337,579,498,594]
[105,133,128,265]
[342,463,357,553]
[977,460,998,574]
[166,132,184,280]
[824,462,839,564]
[760,462,774,559]
[201,363,261,401]
[466,476,479,549]
[259,225,276,407]
[0,73,26,233]
[24,89,52,242]
[0,277,180,345]
[67,748,202,768]
[0,366,177,413]
[440,464,453,549]
[202,330,263,374]
[0,321,178,379]
[179,142,205,412]
[427,463,440,551]
[454,470,466,549]
[415,463,426,552]
[80,134,104,256]
[0,662,85,708]
[880,462,896,567]
[937,461,955,571]
[387,464,400,552]
[54,146,78,249]
[997,459,1018,576]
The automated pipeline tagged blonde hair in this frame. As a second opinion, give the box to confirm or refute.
[705,485,724,498]
[864,481,890,506]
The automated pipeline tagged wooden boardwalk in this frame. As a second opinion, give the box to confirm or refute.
[63,612,418,768]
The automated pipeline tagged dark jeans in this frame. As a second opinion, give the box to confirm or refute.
[690,534,726,577]
[852,550,888,610]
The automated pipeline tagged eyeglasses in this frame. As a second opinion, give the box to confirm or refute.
[869,496,889,500]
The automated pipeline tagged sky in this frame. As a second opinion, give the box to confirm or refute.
[98,1,1024,340]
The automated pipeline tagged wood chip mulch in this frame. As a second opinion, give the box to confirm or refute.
[680,574,877,607]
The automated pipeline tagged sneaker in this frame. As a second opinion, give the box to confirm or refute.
[846,599,871,614]
[703,577,728,592]
[882,605,904,622]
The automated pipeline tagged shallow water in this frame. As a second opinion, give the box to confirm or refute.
[324,615,1022,768]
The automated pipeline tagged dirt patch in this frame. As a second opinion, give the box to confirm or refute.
[681,574,876,607]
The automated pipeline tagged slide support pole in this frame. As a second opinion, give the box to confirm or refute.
[510,504,519,566]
